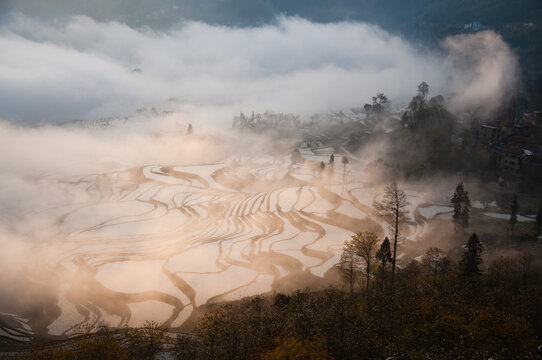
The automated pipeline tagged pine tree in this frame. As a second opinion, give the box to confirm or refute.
[376,237,392,290]
[451,182,471,231]
[460,233,483,276]
[509,194,518,236]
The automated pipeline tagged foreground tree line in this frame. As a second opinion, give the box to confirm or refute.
[183,183,540,360]
[9,232,540,360]
[190,232,541,360]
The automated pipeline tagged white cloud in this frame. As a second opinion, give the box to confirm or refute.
[0,14,451,124]
[443,31,519,117]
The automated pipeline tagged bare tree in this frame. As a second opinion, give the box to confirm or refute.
[340,232,379,293]
[421,247,449,288]
[374,182,409,288]
[338,242,359,295]
[352,232,379,292]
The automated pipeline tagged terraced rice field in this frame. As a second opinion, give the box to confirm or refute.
[0,148,441,342]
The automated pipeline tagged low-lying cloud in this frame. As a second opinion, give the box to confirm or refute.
[0,14,518,125]
[443,31,519,117]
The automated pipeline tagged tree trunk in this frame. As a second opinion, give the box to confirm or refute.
[392,206,399,290]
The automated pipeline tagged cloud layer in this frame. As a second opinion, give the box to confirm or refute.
[0,14,519,125]
[0,14,447,124]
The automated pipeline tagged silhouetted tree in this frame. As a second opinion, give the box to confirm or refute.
[376,237,392,290]
[338,242,359,295]
[374,182,409,288]
[421,247,449,288]
[460,233,483,276]
[509,194,519,236]
[340,232,379,293]
[328,154,335,175]
[186,123,193,136]
[417,81,430,100]
[341,156,349,193]
[372,93,390,115]
[352,232,379,292]
[364,93,390,121]
[451,182,471,231]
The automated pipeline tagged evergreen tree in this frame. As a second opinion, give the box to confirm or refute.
[509,194,518,236]
[376,237,392,290]
[451,182,471,231]
[460,233,483,276]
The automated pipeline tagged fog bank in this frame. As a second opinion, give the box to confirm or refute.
[0,14,518,124]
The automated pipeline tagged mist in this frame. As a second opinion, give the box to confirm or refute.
[444,31,519,117]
